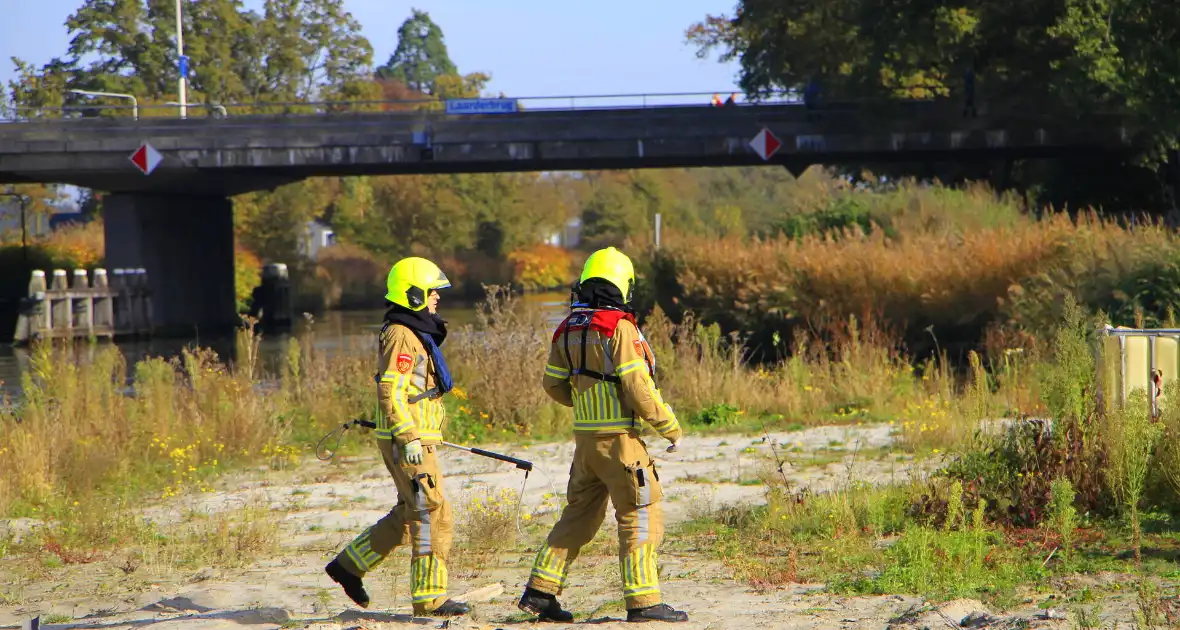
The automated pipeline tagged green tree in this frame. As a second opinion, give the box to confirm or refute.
[580,173,650,245]
[6,58,71,118]
[253,0,373,102]
[687,0,1180,211]
[8,0,375,114]
[377,9,457,94]
[234,178,335,262]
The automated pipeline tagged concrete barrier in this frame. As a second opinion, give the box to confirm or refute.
[12,267,152,344]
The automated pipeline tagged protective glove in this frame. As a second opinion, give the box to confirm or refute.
[403,439,424,465]
[663,425,684,453]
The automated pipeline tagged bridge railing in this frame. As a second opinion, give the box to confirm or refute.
[0,90,807,122]
[12,268,152,345]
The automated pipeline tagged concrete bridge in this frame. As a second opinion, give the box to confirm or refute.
[0,95,1145,335]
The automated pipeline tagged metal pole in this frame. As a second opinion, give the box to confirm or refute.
[176,0,187,120]
[20,195,27,269]
[654,212,661,250]
[1,191,29,269]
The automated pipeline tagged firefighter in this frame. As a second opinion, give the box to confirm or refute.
[324,256,470,618]
[517,247,689,623]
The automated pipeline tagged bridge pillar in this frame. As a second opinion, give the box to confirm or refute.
[103,193,237,335]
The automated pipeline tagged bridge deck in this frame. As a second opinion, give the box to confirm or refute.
[0,101,1139,195]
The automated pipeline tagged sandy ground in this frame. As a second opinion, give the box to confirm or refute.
[0,423,1158,630]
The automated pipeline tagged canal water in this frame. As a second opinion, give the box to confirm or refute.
[0,292,570,400]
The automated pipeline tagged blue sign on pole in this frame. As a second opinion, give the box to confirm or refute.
[444,98,519,115]
[178,55,190,78]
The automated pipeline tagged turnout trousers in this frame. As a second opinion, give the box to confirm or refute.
[335,442,454,615]
[527,431,666,609]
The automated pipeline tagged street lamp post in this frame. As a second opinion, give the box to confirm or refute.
[176,0,187,120]
[1,191,30,270]
[68,90,138,120]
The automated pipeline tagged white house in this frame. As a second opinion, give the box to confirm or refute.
[544,217,583,248]
[301,220,337,260]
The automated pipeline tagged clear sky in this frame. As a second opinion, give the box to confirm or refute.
[0,0,743,102]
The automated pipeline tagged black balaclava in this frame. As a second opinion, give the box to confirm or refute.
[574,278,631,313]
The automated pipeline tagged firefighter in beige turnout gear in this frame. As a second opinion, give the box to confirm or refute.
[518,247,690,623]
[324,257,470,617]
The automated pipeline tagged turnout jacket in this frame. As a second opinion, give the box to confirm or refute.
[376,322,446,447]
[542,308,682,442]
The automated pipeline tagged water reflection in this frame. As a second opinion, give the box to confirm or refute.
[0,292,570,400]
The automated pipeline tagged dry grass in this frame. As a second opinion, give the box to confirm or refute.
[3,498,280,585]
[446,285,573,439]
[452,485,561,579]
[653,198,1180,363]
[638,304,1039,435]
[0,320,372,518]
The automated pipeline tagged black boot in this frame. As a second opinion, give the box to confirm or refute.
[627,603,689,623]
[518,587,574,622]
[431,599,471,616]
[325,559,370,608]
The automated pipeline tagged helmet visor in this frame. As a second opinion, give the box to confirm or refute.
[429,271,452,291]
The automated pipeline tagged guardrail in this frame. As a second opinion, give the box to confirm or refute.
[0,90,805,123]
[12,268,152,345]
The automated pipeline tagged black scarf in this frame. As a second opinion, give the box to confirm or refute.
[383,302,448,346]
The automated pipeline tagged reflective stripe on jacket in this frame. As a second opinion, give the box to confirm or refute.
[542,309,682,441]
[376,322,446,445]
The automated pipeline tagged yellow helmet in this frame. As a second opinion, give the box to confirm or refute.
[385,256,451,311]
[578,247,635,303]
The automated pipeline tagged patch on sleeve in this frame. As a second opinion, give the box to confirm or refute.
[396,353,413,374]
[634,339,655,366]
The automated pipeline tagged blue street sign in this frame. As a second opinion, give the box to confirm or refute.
[444,98,518,115]
[178,55,190,78]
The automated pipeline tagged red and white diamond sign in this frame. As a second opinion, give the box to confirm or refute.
[749,127,782,161]
[129,142,163,175]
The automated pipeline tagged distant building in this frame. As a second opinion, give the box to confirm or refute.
[301,220,337,260]
[544,217,583,249]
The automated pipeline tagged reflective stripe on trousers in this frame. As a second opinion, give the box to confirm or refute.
[344,526,382,572]
[621,543,659,599]
[411,555,447,604]
[530,543,570,588]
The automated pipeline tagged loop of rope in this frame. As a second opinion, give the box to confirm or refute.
[512,460,563,537]
[316,419,369,461]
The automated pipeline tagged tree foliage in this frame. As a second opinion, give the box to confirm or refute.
[7,0,374,116]
[687,1,1180,161]
[376,9,457,95]
[687,1,1180,211]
